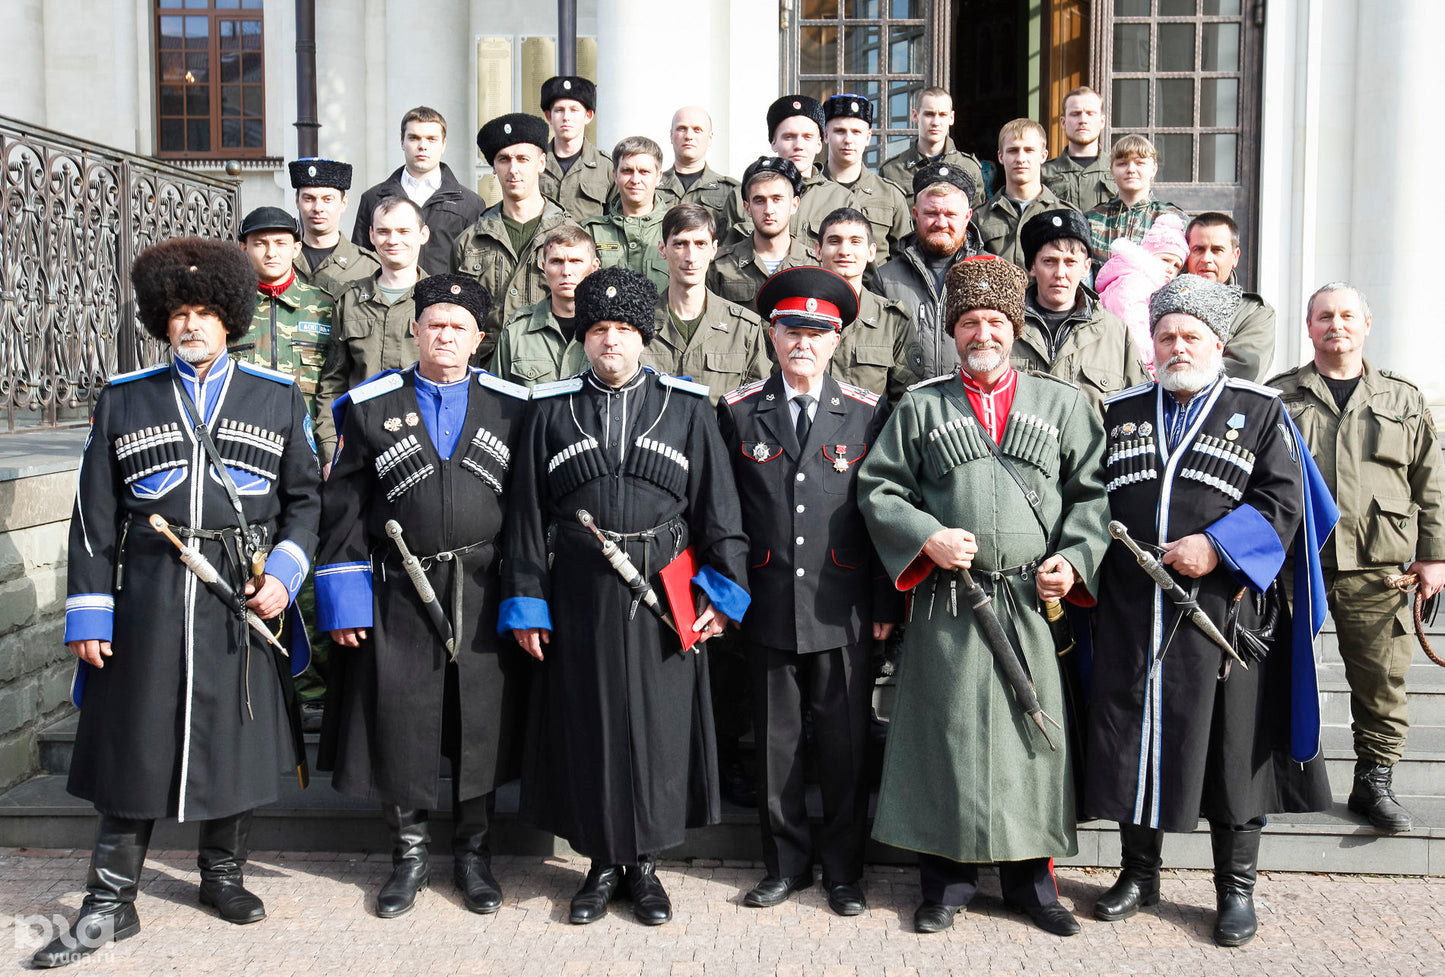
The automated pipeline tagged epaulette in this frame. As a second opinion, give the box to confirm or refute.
[722,379,767,406]
[659,373,711,398]
[476,370,530,400]
[1224,376,1284,399]
[1265,365,1301,387]
[836,380,881,407]
[1379,369,1422,392]
[106,364,168,386]
[1105,381,1155,405]
[1027,370,1079,391]
[533,377,583,399]
[348,370,404,405]
[727,303,762,324]
[236,361,296,385]
[906,374,953,392]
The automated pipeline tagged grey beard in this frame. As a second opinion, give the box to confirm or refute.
[1159,357,1223,394]
[964,347,1004,374]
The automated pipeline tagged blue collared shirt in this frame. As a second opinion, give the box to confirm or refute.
[413,368,472,459]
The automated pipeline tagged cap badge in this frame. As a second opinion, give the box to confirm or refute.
[563,80,572,90]
[850,101,859,112]
[504,123,512,134]
[805,298,818,313]
[793,100,802,109]
[307,165,317,177]
[765,393,776,401]
[752,442,772,463]
[1052,216,1062,226]
[384,417,402,432]
[939,167,950,175]
[404,412,420,427]
[977,281,989,291]
[606,286,618,298]
[831,398,840,406]
[450,284,462,294]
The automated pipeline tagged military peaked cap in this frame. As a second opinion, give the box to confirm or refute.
[756,266,859,333]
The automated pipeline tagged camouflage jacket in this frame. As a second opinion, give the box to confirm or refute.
[228,275,335,412]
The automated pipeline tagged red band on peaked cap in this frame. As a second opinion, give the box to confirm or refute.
[770,295,842,328]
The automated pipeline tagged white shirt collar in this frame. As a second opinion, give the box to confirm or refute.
[400,167,442,204]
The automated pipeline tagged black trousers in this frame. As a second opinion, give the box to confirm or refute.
[918,853,1060,908]
[748,639,872,884]
[440,658,492,850]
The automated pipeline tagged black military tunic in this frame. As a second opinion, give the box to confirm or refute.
[64,355,321,822]
[314,366,531,809]
[501,367,750,864]
[1087,376,1331,831]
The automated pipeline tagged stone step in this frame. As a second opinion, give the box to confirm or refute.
[2,772,1440,875]
[1323,750,1445,795]
[1320,722,1445,754]
[1319,684,1445,727]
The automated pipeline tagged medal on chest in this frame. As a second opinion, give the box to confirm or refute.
[822,443,863,472]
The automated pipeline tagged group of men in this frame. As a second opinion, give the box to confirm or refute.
[35,74,1444,970]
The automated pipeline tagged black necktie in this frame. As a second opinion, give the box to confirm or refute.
[794,394,813,446]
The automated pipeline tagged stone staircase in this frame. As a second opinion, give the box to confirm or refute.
[3,617,1443,875]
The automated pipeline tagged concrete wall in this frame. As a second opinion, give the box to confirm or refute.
[0,468,78,791]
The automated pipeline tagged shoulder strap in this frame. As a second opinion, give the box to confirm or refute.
[958,392,1051,539]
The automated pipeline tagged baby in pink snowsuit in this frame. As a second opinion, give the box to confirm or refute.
[1096,213,1187,374]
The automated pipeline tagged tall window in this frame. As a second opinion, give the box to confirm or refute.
[788,1,930,169]
[155,0,265,159]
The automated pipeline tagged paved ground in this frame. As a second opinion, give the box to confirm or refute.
[3,848,1442,976]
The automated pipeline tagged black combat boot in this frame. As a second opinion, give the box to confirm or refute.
[376,806,430,918]
[1210,821,1262,947]
[626,856,672,925]
[32,817,153,968]
[569,861,625,924]
[1094,823,1164,921]
[452,793,502,914]
[1347,759,1413,832]
[197,810,267,923]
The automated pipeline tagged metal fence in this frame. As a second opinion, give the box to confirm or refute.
[0,115,239,431]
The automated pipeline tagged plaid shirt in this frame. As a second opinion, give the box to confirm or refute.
[1085,195,1187,267]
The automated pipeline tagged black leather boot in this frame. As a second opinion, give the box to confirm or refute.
[626,857,672,925]
[1210,821,1261,947]
[569,861,625,924]
[1347,760,1413,832]
[197,810,266,924]
[32,816,153,969]
[452,793,502,914]
[376,806,430,918]
[1094,823,1164,921]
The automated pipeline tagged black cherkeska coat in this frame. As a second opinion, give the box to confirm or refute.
[503,367,749,865]
[65,357,321,822]
[316,366,531,809]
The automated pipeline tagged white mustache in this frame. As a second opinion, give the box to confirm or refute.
[967,342,1002,352]
[787,350,816,361]
[178,331,208,344]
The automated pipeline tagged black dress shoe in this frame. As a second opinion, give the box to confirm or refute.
[626,859,672,925]
[743,872,814,908]
[913,901,962,933]
[1015,900,1081,937]
[199,878,267,924]
[825,880,867,916]
[570,863,625,924]
[454,853,503,914]
[31,903,140,968]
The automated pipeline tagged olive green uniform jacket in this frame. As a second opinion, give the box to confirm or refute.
[450,199,577,364]
[229,276,335,414]
[830,288,919,403]
[1223,288,1276,383]
[583,203,671,292]
[294,236,381,300]
[1011,285,1150,417]
[706,235,817,311]
[313,270,425,463]
[973,186,1078,269]
[658,164,741,230]
[880,139,987,210]
[491,298,587,387]
[822,166,914,271]
[857,370,1109,863]
[1041,152,1117,213]
[792,171,856,255]
[640,289,772,405]
[541,139,613,221]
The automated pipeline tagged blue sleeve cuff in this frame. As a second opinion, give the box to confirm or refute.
[1206,503,1286,594]
[692,565,750,623]
[64,594,114,643]
[497,596,552,634]
[314,562,374,631]
[265,540,311,603]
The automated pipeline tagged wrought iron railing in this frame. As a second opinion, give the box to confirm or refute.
[0,115,239,431]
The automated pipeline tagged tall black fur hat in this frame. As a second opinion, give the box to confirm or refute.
[1021,209,1092,270]
[913,161,976,201]
[131,237,258,341]
[824,93,874,127]
[288,158,353,191]
[574,268,658,344]
[741,156,803,197]
[476,113,551,165]
[541,75,596,113]
[413,274,493,329]
[767,95,826,142]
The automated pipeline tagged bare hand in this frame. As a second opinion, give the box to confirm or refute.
[68,639,112,669]
[872,622,895,640]
[244,573,290,620]
[1161,534,1220,578]
[922,528,977,570]
[1035,554,1078,601]
[513,628,550,661]
[1409,560,1445,600]
[692,600,730,650]
[330,628,368,648]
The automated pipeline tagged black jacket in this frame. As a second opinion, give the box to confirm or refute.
[351,163,486,276]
